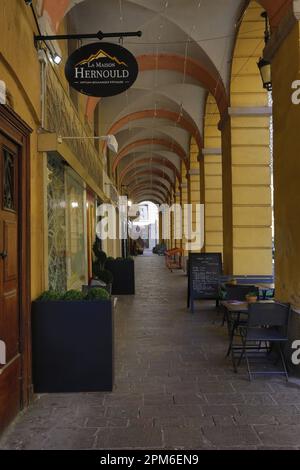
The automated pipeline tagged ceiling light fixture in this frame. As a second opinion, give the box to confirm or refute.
[52,53,62,65]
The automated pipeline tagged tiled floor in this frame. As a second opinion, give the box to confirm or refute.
[1,254,300,450]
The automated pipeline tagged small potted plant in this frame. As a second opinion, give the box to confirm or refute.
[245,291,258,303]
[31,287,114,393]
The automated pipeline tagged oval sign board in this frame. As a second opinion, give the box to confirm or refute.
[65,42,139,97]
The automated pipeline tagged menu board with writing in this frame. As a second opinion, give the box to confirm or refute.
[188,253,222,312]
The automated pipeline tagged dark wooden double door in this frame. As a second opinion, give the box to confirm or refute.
[0,130,22,433]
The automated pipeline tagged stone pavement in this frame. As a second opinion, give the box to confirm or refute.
[1,254,300,450]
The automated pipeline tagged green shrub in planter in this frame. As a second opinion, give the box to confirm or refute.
[32,286,114,393]
[63,290,85,301]
[37,290,64,301]
[93,268,113,285]
[85,287,110,301]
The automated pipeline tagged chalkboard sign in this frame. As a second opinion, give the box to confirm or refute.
[188,253,222,312]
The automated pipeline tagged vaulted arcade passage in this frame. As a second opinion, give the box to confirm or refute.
[1,0,300,449]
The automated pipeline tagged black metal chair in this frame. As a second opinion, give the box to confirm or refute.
[222,285,259,357]
[224,284,259,301]
[236,302,290,381]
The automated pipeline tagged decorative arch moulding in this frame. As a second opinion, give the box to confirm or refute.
[128,183,171,198]
[124,169,175,191]
[106,109,203,151]
[129,186,170,200]
[130,190,167,204]
[84,54,229,124]
[112,138,189,173]
[119,157,181,185]
[42,0,292,33]
[42,0,294,65]
[120,176,176,194]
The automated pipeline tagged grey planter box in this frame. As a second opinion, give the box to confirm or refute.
[106,259,135,295]
[31,300,114,393]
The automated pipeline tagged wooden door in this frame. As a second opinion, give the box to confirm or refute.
[0,132,21,433]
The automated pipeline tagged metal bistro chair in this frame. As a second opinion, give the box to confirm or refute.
[222,285,259,357]
[236,302,290,381]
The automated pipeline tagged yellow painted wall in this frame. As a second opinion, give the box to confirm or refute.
[170,194,175,249]
[174,180,182,249]
[225,0,273,275]
[181,160,189,256]
[203,94,223,256]
[189,138,202,252]
[0,1,109,301]
[272,22,300,306]
[221,118,233,274]
[0,0,43,299]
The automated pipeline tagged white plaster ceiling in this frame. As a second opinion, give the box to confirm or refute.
[67,0,248,201]
[117,149,181,171]
[120,151,180,168]
[115,127,190,155]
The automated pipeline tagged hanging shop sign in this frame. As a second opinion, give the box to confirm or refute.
[65,42,139,97]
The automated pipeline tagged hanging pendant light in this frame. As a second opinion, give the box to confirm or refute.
[257,11,272,91]
[258,57,272,91]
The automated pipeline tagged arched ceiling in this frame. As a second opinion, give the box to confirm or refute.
[119,156,181,184]
[63,0,246,205]
[124,168,175,191]
[113,137,188,173]
[135,194,165,205]
[41,0,292,204]
[129,184,171,201]
[128,178,172,197]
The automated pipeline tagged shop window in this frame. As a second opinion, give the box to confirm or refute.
[47,155,88,291]
[47,155,67,291]
[65,168,88,290]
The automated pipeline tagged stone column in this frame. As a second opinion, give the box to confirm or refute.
[181,159,189,270]
[203,94,223,256]
[189,138,203,252]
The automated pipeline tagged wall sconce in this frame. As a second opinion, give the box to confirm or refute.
[257,57,272,91]
[257,11,272,91]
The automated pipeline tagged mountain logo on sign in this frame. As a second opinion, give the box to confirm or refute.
[76,49,128,67]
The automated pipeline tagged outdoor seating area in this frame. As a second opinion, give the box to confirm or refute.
[183,251,297,383]
[221,295,289,381]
